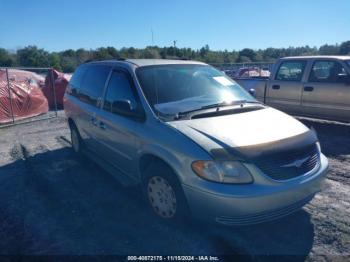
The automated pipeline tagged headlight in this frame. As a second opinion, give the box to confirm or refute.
[192,161,253,184]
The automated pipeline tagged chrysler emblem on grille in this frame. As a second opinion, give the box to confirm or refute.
[281,156,310,168]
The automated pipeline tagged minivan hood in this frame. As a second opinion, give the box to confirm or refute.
[168,107,316,160]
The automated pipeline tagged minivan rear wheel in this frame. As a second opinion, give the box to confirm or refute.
[143,163,189,222]
[70,125,82,154]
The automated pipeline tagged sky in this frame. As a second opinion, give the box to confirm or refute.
[0,0,349,52]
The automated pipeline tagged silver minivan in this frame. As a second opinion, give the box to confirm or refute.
[64,59,328,225]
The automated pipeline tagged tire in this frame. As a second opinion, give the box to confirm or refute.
[142,162,190,223]
[70,124,83,154]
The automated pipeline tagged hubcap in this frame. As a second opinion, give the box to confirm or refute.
[147,176,177,218]
[71,129,80,152]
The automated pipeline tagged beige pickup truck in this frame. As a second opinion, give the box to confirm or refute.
[236,56,350,122]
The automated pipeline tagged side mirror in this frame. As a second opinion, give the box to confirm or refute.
[112,99,133,114]
[248,88,256,97]
[111,99,144,120]
[337,74,350,85]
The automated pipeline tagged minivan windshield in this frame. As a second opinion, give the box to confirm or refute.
[136,64,256,118]
[346,60,350,68]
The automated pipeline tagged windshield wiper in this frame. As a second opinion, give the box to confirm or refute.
[175,100,262,120]
[200,100,260,110]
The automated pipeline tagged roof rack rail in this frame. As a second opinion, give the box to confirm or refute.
[83,59,94,63]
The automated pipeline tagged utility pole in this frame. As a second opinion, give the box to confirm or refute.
[173,40,177,57]
[151,28,154,45]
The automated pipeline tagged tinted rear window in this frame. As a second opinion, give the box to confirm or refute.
[309,60,348,83]
[79,65,111,106]
[70,65,87,90]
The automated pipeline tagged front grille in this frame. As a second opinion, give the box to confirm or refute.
[255,144,319,180]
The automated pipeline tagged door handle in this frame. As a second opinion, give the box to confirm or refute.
[272,85,280,90]
[99,121,106,130]
[90,117,97,126]
[304,86,314,92]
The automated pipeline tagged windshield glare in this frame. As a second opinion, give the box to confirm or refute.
[136,64,256,117]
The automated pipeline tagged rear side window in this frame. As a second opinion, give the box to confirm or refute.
[309,60,348,83]
[103,71,137,113]
[79,65,111,106]
[68,65,87,96]
[275,61,306,81]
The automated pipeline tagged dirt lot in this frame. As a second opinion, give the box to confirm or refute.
[0,111,349,260]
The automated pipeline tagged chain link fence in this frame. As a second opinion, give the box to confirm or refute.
[211,62,274,79]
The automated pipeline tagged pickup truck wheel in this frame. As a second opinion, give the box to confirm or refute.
[70,125,82,154]
[143,163,189,222]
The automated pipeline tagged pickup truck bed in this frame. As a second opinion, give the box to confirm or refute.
[235,78,268,103]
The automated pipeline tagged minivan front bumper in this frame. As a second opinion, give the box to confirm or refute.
[182,154,328,225]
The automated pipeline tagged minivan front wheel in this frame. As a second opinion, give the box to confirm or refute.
[143,163,189,222]
[147,176,177,218]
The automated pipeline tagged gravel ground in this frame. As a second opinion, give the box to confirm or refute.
[0,112,349,260]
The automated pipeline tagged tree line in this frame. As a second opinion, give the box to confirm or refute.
[0,41,350,73]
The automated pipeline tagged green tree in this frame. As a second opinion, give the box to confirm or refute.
[238,48,256,61]
[76,48,92,64]
[60,56,76,72]
[339,41,350,55]
[17,46,50,67]
[199,45,210,58]
[237,56,251,63]
[0,48,15,66]
[1,40,350,72]
[142,47,161,59]
[48,53,62,71]
[93,47,112,60]
[106,46,119,58]
[319,44,340,55]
